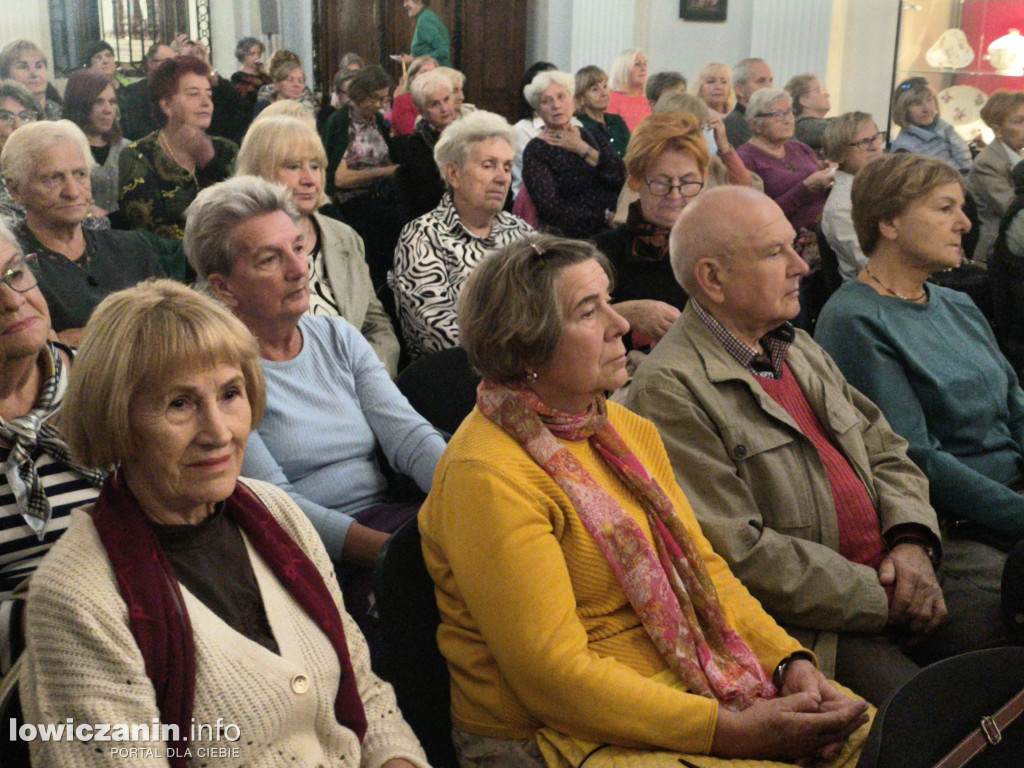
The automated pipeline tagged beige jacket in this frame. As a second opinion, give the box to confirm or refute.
[623,304,940,675]
[316,212,401,377]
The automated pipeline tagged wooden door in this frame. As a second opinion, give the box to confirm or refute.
[315,0,527,122]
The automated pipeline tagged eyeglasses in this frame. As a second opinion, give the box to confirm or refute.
[0,254,38,293]
[849,131,887,150]
[755,108,793,122]
[643,177,704,198]
[0,109,38,126]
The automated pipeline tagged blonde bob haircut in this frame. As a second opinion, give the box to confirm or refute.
[458,234,613,383]
[64,279,265,470]
[693,62,736,113]
[1,119,95,189]
[237,116,329,208]
[891,77,937,129]
[625,112,709,187]
[851,152,963,256]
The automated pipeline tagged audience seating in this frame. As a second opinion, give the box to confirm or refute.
[856,646,1024,768]
[373,517,457,767]
[395,346,481,436]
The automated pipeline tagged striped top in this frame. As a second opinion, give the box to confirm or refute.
[0,449,100,673]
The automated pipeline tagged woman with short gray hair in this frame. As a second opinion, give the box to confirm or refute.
[2,120,165,341]
[522,69,625,238]
[186,175,445,650]
[393,68,457,219]
[390,109,531,359]
[736,88,836,236]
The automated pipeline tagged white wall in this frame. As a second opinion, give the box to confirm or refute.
[643,0,756,83]
[828,0,899,123]
[526,0,575,69]
[1,4,52,63]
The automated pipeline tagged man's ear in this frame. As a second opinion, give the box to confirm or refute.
[693,256,727,305]
[206,273,238,308]
[5,177,22,204]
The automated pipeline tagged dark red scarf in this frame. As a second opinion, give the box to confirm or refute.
[91,473,367,765]
[625,199,671,263]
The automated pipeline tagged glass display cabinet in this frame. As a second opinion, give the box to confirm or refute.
[891,0,1024,143]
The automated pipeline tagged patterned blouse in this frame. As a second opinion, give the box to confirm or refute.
[118,130,238,240]
[307,237,342,317]
[389,192,533,359]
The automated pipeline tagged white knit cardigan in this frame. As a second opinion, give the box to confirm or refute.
[20,478,430,768]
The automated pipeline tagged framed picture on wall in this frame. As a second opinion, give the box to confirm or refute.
[680,0,727,22]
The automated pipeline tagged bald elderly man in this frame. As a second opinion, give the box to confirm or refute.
[624,187,1007,705]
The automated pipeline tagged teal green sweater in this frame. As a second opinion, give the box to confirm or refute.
[578,113,631,159]
[815,280,1024,539]
[411,7,450,66]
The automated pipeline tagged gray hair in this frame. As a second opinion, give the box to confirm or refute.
[0,216,19,254]
[0,80,42,117]
[411,69,454,111]
[732,57,765,87]
[433,109,517,177]
[435,66,465,88]
[183,176,299,279]
[1,119,95,189]
[647,71,686,104]
[784,73,819,117]
[608,48,644,92]
[234,37,263,63]
[822,111,875,166]
[747,87,791,126]
[523,70,575,110]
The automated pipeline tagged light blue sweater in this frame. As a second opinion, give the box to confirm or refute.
[815,280,1024,539]
[242,315,446,560]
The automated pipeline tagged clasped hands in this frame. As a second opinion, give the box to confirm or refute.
[711,660,868,762]
[878,542,947,637]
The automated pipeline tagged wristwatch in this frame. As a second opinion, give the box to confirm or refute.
[772,651,815,689]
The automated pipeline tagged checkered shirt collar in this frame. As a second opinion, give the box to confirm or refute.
[691,300,794,379]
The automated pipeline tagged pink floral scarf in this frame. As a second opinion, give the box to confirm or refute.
[477,380,776,711]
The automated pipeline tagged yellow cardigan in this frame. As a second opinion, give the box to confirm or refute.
[419,402,805,755]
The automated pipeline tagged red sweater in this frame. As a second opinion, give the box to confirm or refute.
[757,363,887,569]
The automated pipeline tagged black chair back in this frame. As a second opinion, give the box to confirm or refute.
[856,647,1024,768]
[373,517,458,767]
[396,346,481,437]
